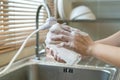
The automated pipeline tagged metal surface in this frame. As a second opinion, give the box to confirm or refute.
[0,59,117,80]
[35,0,51,60]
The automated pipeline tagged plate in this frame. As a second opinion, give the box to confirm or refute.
[57,0,65,19]
[57,0,73,19]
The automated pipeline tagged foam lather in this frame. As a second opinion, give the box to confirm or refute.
[45,23,81,65]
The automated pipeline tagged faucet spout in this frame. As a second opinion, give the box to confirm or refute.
[35,1,57,60]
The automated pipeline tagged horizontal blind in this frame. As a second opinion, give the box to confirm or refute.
[0,0,48,54]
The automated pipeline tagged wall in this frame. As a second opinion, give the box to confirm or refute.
[71,0,120,19]
[62,0,120,40]
[67,20,120,41]
[0,46,35,67]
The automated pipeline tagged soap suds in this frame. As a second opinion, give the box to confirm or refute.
[45,23,81,65]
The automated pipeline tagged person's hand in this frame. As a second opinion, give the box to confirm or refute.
[46,47,66,63]
[51,25,94,56]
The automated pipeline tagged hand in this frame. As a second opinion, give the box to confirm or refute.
[51,25,94,56]
[46,47,66,63]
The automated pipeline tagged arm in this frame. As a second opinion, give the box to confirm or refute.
[91,31,120,67]
[95,31,120,47]
[90,43,120,67]
[51,27,120,67]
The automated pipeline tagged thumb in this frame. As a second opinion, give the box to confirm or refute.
[58,42,70,49]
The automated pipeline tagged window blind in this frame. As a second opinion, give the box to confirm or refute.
[0,0,48,54]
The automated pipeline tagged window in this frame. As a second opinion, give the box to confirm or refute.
[0,0,48,54]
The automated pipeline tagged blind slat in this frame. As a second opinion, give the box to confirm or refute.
[0,29,34,35]
[1,25,35,29]
[0,0,52,54]
[0,26,34,30]
[0,39,36,54]
[0,21,45,26]
[1,4,46,10]
[0,38,35,47]
[0,13,36,16]
[0,30,47,45]
[0,9,36,13]
[0,18,46,21]
[0,37,35,45]
[1,4,37,9]
[0,14,47,17]
[2,1,40,6]
[0,39,35,53]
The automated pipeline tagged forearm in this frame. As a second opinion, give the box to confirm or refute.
[95,31,120,47]
[90,43,120,67]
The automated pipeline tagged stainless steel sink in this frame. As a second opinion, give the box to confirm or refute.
[0,60,117,80]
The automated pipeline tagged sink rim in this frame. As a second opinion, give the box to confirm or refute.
[0,57,118,80]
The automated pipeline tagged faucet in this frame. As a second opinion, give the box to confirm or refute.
[35,0,57,60]
[0,0,56,74]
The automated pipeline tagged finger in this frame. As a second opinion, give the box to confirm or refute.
[76,33,92,46]
[72,31,89,46]
[46,48,55,59]
[50,49,66,63]
[46,48,56,58]
[54,54,66,63]
[51,35,70,42]
[58,42,71,49]
[53,53,57,61]
[79,31,89,36]
[45,47,49,52]
[49,49,62,61]
[61,24,71,32]
[50,49,54,57]
[51,30,70,36]
[56,56,66,63]
[56,56,61,62]
[71,27,81,32]
[46,47,52,55]
[59,59,66,63]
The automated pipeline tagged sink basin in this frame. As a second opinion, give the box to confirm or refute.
[0,61,117,80]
